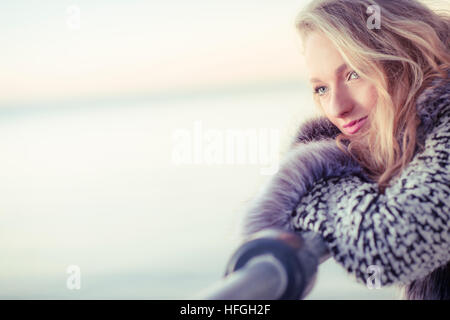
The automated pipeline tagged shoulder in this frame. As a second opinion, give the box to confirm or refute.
[412,72,450,166]
[416,70,450,141]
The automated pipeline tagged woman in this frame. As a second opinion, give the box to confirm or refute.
[242,0,449,299]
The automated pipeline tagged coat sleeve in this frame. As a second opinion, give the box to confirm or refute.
[292,105,450,287]
[241,139,368,237]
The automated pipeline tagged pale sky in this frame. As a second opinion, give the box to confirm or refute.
[0,0,312,105]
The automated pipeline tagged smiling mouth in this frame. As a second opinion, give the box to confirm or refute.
[343,116,368,128]
[343,116,368,134]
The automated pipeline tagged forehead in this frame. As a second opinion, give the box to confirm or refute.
[303,32,347,82]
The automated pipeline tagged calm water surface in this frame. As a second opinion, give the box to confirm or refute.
[0,87,400,299]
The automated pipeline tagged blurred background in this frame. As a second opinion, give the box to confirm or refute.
[0,0,403,299]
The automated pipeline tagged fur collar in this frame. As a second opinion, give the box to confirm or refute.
[241,69,449,237]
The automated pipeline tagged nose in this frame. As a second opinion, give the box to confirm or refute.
[329,84,354,118]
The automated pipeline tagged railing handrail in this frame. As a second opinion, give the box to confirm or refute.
[194,229,331,300]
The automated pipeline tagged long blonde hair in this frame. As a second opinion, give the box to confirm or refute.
[295,0,450,193]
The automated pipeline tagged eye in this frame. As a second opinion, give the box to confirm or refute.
[313,86,328,96]
[348,71,360,80]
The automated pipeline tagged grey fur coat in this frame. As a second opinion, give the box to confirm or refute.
[242,73,450,296]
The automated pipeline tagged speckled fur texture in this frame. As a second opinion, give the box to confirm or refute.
[242,73,449,299]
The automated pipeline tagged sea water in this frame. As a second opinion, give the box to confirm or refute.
[0,85,400,299]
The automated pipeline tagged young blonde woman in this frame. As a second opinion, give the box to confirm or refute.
[242,0,449,299]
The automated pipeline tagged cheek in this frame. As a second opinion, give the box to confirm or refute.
[314,98,337,126]
[362,85,378,111]
[369,86,378,109]
[351,83,378,112]
[321,108,339,128]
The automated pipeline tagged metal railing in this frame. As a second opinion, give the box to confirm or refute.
[194,229,331,300]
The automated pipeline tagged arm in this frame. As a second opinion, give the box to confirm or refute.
[242,139,369,237]
[292,107,450,286]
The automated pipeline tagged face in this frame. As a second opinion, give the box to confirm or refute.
[303,32,378,135]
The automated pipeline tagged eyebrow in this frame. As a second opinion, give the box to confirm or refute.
[309,63,348,83]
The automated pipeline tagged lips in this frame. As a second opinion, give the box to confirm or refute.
[343,116,368,134]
